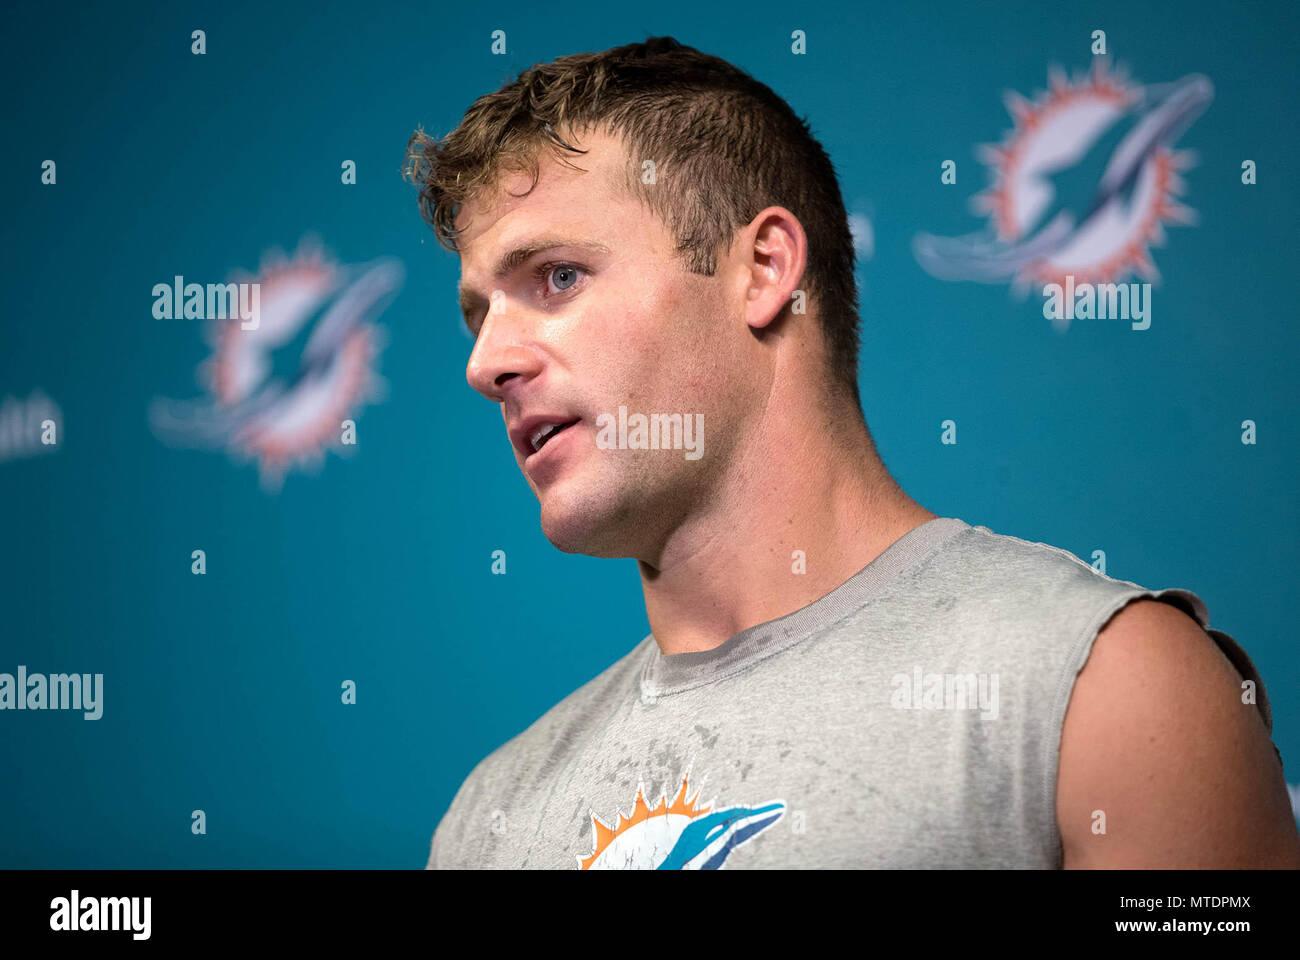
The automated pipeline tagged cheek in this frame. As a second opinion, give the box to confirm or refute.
[575,287,668,380]
[654,282,727,383]
[570,276,723,402]
[631,277,709,353]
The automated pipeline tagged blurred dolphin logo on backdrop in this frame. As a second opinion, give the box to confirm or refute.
[149,238,404,491]
[913,60,1212,319]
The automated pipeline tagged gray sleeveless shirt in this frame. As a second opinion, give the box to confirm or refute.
[426,516,1276,869]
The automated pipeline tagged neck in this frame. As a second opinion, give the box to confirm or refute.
[638,398,936,655]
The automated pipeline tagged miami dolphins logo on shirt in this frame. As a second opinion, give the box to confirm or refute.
[577,768,785,869]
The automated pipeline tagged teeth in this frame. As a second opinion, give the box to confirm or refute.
[530,423,560,452]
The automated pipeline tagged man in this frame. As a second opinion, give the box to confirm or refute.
[404,37,1299,869]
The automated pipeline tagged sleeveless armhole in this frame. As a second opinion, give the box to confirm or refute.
[1044,585,1281,867]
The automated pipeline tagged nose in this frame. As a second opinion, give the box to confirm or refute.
[465,301,545,402]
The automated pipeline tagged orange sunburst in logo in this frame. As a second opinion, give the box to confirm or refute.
[578,769,714,870]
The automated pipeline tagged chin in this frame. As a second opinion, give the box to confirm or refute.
[537,479,645,558]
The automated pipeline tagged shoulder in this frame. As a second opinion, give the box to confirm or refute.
[943,522,1139,609]
[927,522,1175,657]
[1056,597,1300,867]
[955,522,1114,583]
[426,638,650,868]
[941,522,1295,865]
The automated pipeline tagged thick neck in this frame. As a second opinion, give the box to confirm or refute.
[638,398,935,655]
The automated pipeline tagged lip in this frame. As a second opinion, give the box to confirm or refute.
[509,414,582,465]
[521,418,581,477]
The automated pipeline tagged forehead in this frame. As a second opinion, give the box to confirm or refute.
[454,128,635,273]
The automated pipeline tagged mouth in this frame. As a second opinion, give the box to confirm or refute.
[528,419,580,454]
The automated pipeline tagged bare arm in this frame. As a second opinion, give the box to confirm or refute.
[1057,598,1300,868]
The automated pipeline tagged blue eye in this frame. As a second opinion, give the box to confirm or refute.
[537,262,583,295]
[549,264,579,291]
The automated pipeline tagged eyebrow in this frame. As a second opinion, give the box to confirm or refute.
[457,237,612,325]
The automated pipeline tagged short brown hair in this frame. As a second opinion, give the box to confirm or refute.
[403,35,862,409]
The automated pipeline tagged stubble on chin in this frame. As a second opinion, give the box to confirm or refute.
[536,463,667,559]
[539,481,627,557]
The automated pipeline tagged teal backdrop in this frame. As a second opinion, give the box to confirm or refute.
[1,0,1296,866]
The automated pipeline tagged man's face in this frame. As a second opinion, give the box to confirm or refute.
[455,127,757,559]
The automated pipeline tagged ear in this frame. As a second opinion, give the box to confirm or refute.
[741,206,808,332]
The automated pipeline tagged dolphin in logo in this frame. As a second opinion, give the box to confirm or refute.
[657,801,786,869]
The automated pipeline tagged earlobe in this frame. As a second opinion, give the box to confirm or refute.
[743,206,806,331]
[744,281,781,331]
[740,246,778,331]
